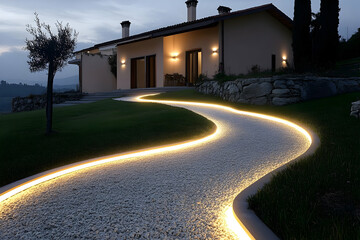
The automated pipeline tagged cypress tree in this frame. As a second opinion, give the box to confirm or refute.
[292,0,312,72]
[314,0,340,69]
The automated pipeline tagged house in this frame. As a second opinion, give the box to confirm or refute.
[71,2,293,93]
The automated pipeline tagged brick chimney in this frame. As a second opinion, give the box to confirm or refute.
[217,6,232,15]
[186,0,198,22]
[121,21,131,38]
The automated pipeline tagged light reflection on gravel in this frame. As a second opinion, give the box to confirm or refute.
[0,99,309,239]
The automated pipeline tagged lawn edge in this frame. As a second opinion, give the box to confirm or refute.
[232,127,320,240]
[0,125,217,203]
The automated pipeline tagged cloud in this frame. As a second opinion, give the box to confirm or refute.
[0,45,24,56]
[0,45,78,84]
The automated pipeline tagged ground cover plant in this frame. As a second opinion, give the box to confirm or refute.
[0,99,215,187]
[148,89,360,239]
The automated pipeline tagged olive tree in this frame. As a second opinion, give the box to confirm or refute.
[25,13,77,134]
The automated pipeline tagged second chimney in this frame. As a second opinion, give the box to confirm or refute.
[186,0,198,22]
[121,21,131,38]
[217,6,232,15]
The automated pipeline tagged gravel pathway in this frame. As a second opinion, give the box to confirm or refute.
[0,95,310,239]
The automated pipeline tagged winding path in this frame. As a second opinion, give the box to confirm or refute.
[0,94,311,239]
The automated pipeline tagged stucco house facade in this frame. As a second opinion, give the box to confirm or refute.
[72,2,293,93]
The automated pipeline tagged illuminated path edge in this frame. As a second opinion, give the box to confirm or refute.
[232,127,320,240]
[137,94,319,240]
[0,93,319,239]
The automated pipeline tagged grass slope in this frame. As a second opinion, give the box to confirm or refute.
[148,89,360,239]
[0,99,215,187]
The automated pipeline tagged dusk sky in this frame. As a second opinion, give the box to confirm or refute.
[0,0,359,85]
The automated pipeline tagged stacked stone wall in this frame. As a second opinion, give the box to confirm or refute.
[197,76,360,106]
[12,92,82,112]
[351,101,360,118]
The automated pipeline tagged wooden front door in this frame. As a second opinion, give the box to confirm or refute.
[186,49,202,86]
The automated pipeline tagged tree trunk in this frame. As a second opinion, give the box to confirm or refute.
[46,62,55,135]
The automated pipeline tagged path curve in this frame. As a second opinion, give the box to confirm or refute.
[0,94,312,239]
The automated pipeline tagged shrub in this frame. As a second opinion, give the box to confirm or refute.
[249,64,261,74]
[196,74,210,85]
[108,54,117,78]
[164,73,186,86]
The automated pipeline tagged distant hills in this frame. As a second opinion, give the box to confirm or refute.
[0,81,45,97]
[54,75,79,86]
[0,77,79,113]
[3,75,79,88]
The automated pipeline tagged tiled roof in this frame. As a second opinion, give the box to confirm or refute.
[75,4,292,54]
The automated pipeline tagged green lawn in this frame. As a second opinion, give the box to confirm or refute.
[0,99,215,187]
[148,89,360,239]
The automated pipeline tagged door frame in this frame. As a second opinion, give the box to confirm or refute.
[185,49,201,86]
[131,55,156,89]
[146,55,156,88]
[130,57,145,89]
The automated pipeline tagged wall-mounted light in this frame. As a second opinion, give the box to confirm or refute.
[282,56,288,67]
[121,59,126,68]
[212,48,218,54]
[171,53,179,61]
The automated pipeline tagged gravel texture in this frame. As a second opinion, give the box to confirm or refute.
[0,96,310,239]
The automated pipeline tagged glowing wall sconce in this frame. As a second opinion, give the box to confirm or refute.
[212,48,218,55]
[171,53,179,61]
[121,59,126,68]
[282,56,289,67]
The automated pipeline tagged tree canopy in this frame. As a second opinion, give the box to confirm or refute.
[339,28,360,60]
[25,13,77,74]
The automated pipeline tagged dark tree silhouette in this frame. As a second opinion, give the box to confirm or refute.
[310,12,321,59]
[108,53,117,78]
[314,0,340,69]
[292,0,312,72]
[25,13,77,134]
[338,28,360,60]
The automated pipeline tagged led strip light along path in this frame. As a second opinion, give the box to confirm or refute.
[0,94,313,239]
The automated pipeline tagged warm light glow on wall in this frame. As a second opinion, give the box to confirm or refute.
[282,56,288,67]
[212,47,218,55]
[121,59,126,68]
[171,53,179,61]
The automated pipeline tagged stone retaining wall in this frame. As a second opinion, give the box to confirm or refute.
[351,101,360,118]
[12,92,82,112]
[196,76,360,105]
